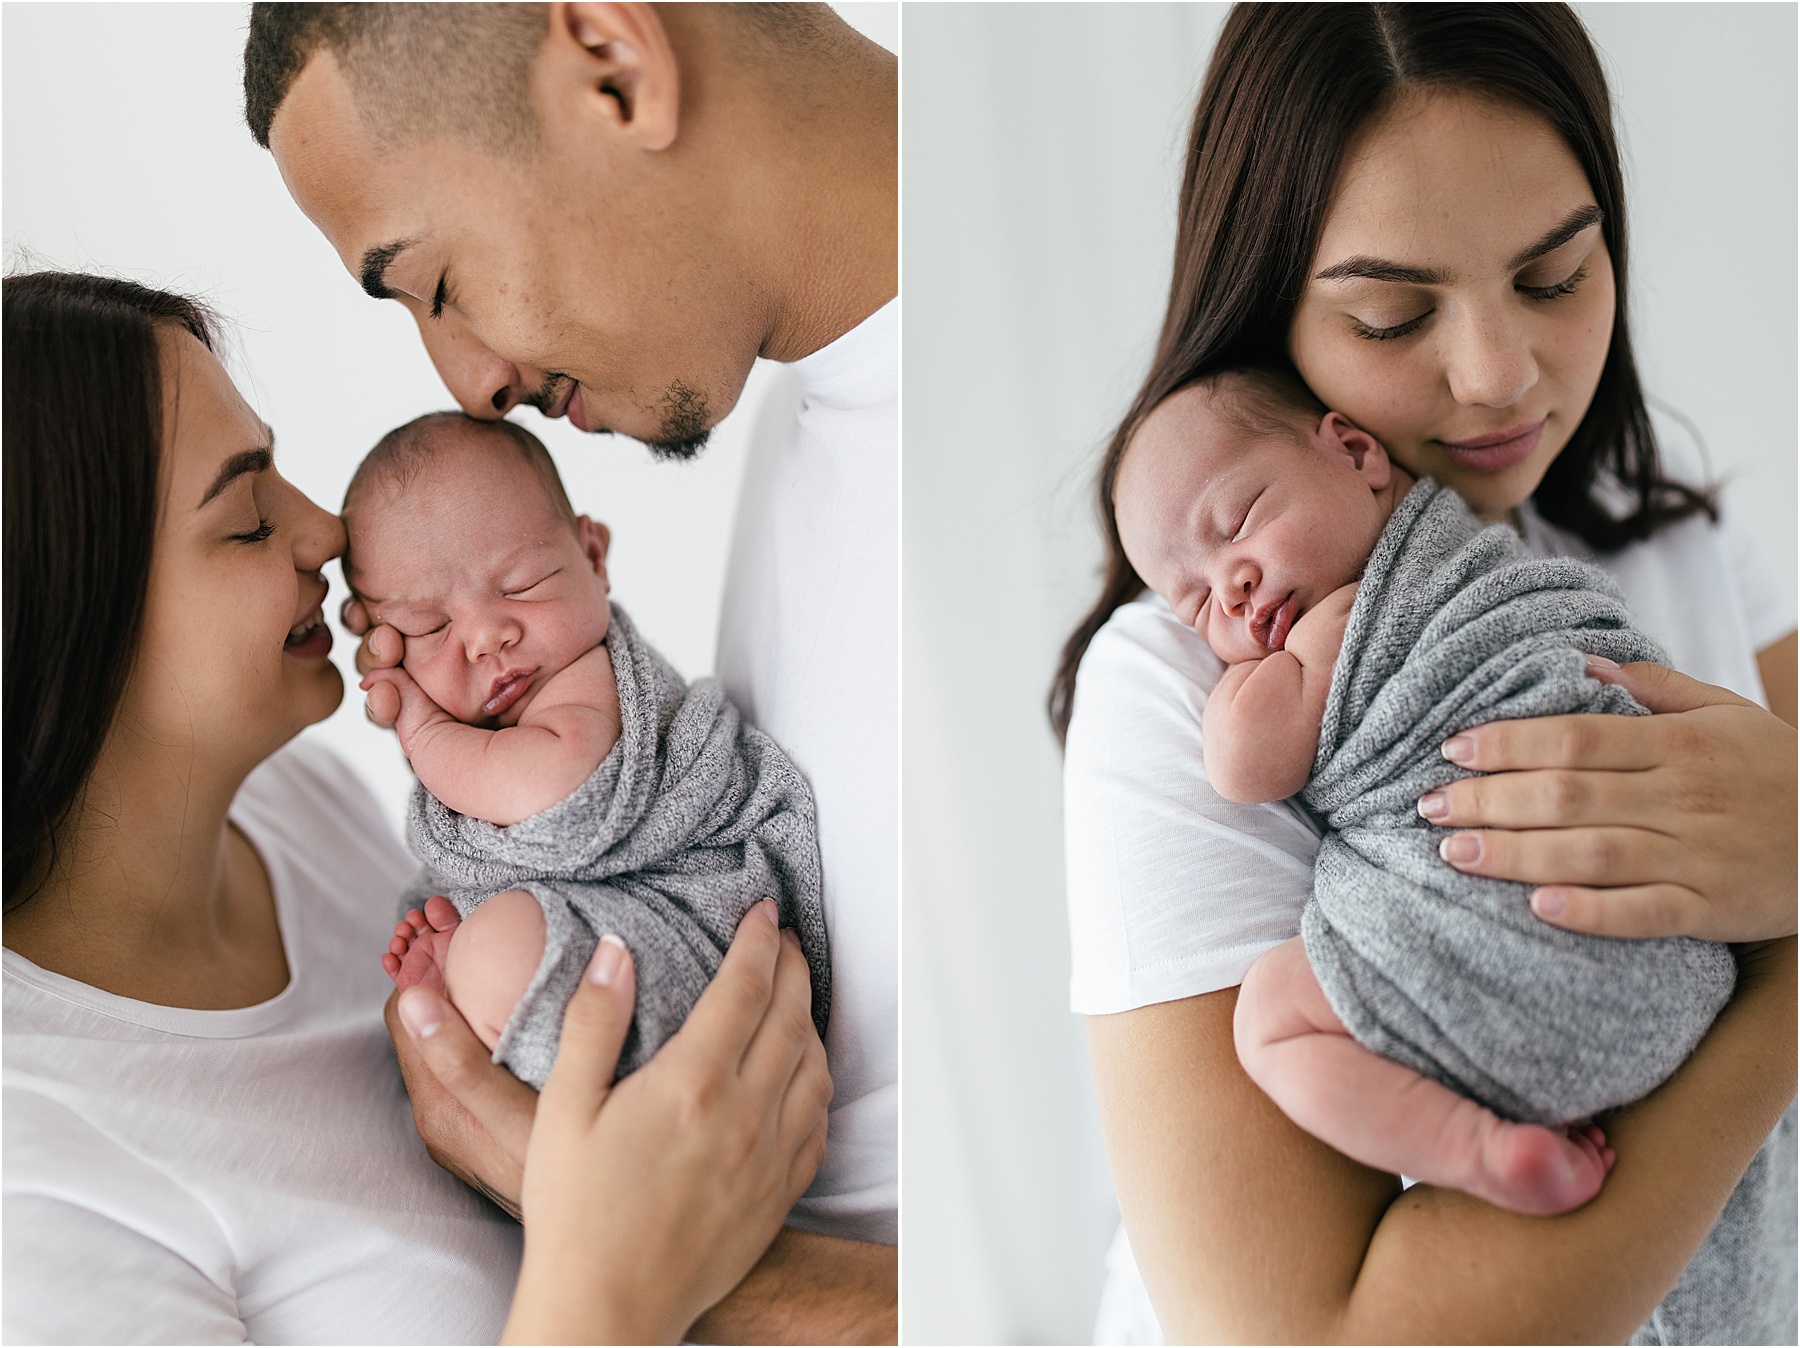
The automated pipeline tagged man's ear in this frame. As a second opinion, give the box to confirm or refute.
[544,3,679,152]
[578,514,613,590]
[1316,411,1391,491]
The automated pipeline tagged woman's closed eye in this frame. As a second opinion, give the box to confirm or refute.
[1517,263,1588,302]
[233,519,276,544]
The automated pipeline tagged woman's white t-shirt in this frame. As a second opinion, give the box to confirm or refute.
[1064,503,1794,1343]
[3,737,522,1345]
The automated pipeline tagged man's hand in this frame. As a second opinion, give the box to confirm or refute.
[688,1229,897,1345]
[384,984,534,1217]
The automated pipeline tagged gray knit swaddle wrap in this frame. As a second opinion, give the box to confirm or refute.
[404,602,829,1089]
[1299,478,1733,1124]
[1299,479,1795,1345]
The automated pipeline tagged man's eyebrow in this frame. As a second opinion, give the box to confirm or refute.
[360,239,415,300]
[1506,204,1604,271]
[1315,204,1604,285]
[199,434,275,507]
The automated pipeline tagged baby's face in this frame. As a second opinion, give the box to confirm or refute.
[345,439,611,728]
[1115,384,1395,665]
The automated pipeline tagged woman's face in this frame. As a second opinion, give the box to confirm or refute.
[1289,88,1616,519]
[117,331,346,778]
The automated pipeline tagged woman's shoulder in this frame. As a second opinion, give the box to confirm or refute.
[1064,593,1320,1015]
[234,734,413,889]
[1519,474,1791,707]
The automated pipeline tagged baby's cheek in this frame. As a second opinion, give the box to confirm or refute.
[406,655,470,724]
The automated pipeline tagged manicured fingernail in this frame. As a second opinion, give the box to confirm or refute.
[1532,887,1567,918]
[1417,790,1449,820]
[1439,833,1480,865]
[757,898,778,927]
[398,988,443,1039]
[1584,653,1619,671]
[588,934,628,986]
[1441,735,1475,765]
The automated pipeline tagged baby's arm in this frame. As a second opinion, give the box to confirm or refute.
[365,646,622,826]
[1203,583,1357,803]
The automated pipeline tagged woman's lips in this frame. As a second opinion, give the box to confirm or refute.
[482,669,534,718]
[565,385,590,433]
[284,607,332,659]
[1252,592,1298,651]
[1433,420,1546,473]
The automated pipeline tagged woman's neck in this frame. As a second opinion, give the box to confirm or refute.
[4,734,289,1009]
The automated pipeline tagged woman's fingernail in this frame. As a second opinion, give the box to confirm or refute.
[398,989,443,1040]
[757,897,779,927]
[1532,888,1567,919]
[1440,833,1480,865]
[1417,790,1449,820]
[1441,735,1475,765]
[1584,653,1619,672]
[588,934,628,986]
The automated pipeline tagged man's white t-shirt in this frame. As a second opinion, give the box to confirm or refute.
[1064,501,1795,1343]
[3,738,522,1345]
[716,298,899,1244]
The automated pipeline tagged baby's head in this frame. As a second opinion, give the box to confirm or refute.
[1114,368,1405,663]
[343,413,612,728]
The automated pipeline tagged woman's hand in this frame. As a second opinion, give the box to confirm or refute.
[1418,661,1798,941]
[504,901,831,1344]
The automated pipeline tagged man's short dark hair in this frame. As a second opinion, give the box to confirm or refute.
[244,3,549,151]
[243,3,849,153]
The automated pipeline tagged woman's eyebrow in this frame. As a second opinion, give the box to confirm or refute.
[1314,204,1604,285]
[198,433,275,507]
[1505,204,1604,270]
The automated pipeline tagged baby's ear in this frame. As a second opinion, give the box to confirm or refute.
[1317,412,1392,491]
[577,515,612,585]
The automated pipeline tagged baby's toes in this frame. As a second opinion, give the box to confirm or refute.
[422,895,461,932]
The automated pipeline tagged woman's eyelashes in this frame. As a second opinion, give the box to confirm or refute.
[1348,263,1591,341]
[234,519,276,544]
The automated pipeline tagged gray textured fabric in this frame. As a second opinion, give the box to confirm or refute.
[403,603,828,1089]
[1300,479,1793,1344]
[1300,478,1735,1124]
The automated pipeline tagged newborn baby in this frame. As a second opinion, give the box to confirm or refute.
[1113,368,1734,1215]
[343,412,828,1087]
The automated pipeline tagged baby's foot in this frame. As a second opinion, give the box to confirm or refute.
[1470,1118,1616,1216]
[382,895,462,994]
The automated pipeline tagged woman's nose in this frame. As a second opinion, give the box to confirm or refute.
[288,482,346,573]
[1444,303,1539,409]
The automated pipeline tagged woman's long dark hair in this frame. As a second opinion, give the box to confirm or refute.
[1048,3,1715,742]
[3,272,218,908]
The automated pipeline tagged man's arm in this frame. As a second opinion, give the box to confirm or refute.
[687,1229,896,1345]
[385,989,896,1343]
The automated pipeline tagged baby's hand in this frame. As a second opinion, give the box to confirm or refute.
[360,665,452,755]
[1285,583,1358,673]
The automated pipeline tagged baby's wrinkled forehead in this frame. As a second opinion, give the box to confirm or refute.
[342,417,576,589]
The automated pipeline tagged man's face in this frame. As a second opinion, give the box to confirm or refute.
[268,48,761,455]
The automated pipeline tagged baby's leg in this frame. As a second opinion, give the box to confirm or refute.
[443,889,548,1053]
[1235,937,1616,1216]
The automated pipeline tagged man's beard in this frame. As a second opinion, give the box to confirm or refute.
[526,373,712,462]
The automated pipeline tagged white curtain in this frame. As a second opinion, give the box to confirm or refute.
[899,4,1795,1343]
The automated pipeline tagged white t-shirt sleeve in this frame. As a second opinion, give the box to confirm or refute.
[1063,596,1322,1014]
[1717,507,1797,654]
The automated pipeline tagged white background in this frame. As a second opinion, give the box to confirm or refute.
[900,4,1797,1343]
[2,0,897,839]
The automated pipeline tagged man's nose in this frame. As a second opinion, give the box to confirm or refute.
[409,305,540,421]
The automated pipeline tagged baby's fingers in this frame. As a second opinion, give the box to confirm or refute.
[354,621,405,678]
